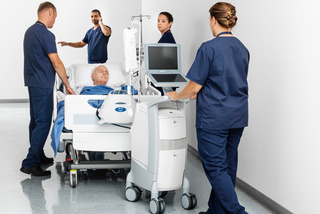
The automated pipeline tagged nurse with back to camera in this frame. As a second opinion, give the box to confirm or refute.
[167,2,250,214]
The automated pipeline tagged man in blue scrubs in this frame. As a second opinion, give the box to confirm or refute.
[58,9,111,64]
[21,2,74,177]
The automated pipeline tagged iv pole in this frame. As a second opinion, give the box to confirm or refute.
[131,14,151,56]
[131,14,151,98]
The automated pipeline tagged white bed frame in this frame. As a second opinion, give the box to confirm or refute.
[52,63,160,188]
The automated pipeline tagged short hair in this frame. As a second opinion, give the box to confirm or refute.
[91,9,101,17]
[91,65,108,75]
[209,2,237,29]
[159,11,174,23]
[91,66,98,74]
[37,1,56,14]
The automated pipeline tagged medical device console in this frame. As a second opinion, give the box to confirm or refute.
[144,43,189,87]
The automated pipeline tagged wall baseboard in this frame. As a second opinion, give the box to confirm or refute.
[0,99,29,103]
[187,145,293,214]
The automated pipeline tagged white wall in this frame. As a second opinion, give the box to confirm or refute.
[236,1,320,213]
[142,0,320,213]
[0,0,141,99]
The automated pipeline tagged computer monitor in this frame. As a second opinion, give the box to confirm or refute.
[144,43,189,87]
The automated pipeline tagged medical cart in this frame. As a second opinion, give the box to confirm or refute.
[125,96,197,214]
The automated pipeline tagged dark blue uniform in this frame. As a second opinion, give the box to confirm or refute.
[187,36,249,214]
[23,21,57,168]
[82,25,111,64]
[158,30,176,44]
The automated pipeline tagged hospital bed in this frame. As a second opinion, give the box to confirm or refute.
[52,62,160,188]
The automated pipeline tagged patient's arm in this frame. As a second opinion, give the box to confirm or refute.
[48,53,75,95]
[58,41,87,48]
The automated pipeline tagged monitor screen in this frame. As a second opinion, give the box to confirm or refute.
[151,74,187,83]
[148,46,178,70]
[144,43,188,87]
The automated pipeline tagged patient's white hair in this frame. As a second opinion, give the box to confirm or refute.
[91,66,102,81]
[91,66,98,75]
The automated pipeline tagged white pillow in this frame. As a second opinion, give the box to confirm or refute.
[68,62,127,92]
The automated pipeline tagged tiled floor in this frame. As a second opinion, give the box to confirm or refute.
[0,103,272,214]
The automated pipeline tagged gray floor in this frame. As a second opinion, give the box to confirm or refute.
[0,103,272,214]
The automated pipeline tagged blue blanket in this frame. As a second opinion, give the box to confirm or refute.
[50,85,137,157]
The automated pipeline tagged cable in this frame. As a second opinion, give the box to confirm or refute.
[111,123,131,129]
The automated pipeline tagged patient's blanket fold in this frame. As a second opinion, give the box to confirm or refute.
[51,101,65,157]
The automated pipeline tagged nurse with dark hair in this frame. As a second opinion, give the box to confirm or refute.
[157,11,176,44]
[153,11,176,95]
[167,2,249,214]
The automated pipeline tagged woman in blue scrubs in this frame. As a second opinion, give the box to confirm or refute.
[152,11,176,95]
[167,2,249,214]
[157,11,176,44]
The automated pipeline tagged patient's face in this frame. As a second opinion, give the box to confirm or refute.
[92,65,109,85]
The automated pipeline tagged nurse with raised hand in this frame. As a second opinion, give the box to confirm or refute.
[167,2,250,214]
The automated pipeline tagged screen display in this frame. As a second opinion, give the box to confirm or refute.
[148,47,178,70]
[151,74,187,83]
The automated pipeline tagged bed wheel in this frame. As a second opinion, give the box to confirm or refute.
[70,170,77,188]
[181,193,197,210]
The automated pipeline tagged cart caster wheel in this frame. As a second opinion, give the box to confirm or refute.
[159,198,166,214]
[150,198,166,214]
[181,193,197,210]
[70,170,77,188]
[190,193,197,209]
[125,186,142,202]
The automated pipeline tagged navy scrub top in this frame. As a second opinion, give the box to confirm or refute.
[24,21,57,88]
[158,30,176,44]
[83,25,111,64]
[186,37,250,130]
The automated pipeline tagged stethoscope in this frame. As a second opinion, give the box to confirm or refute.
[216,31,232,37]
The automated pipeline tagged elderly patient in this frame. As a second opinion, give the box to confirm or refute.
[80,65,136,107]
[92,65,109,85]
[51,65,136,158]
[80,65,114,106]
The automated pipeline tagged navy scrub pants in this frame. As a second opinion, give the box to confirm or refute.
[197,128,247,214]
[22,87,53,168]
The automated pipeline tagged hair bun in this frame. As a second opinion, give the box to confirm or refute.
[209,2,237,29]
[226,15,237,28]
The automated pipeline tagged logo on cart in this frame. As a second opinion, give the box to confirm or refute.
[115,107,126,112]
